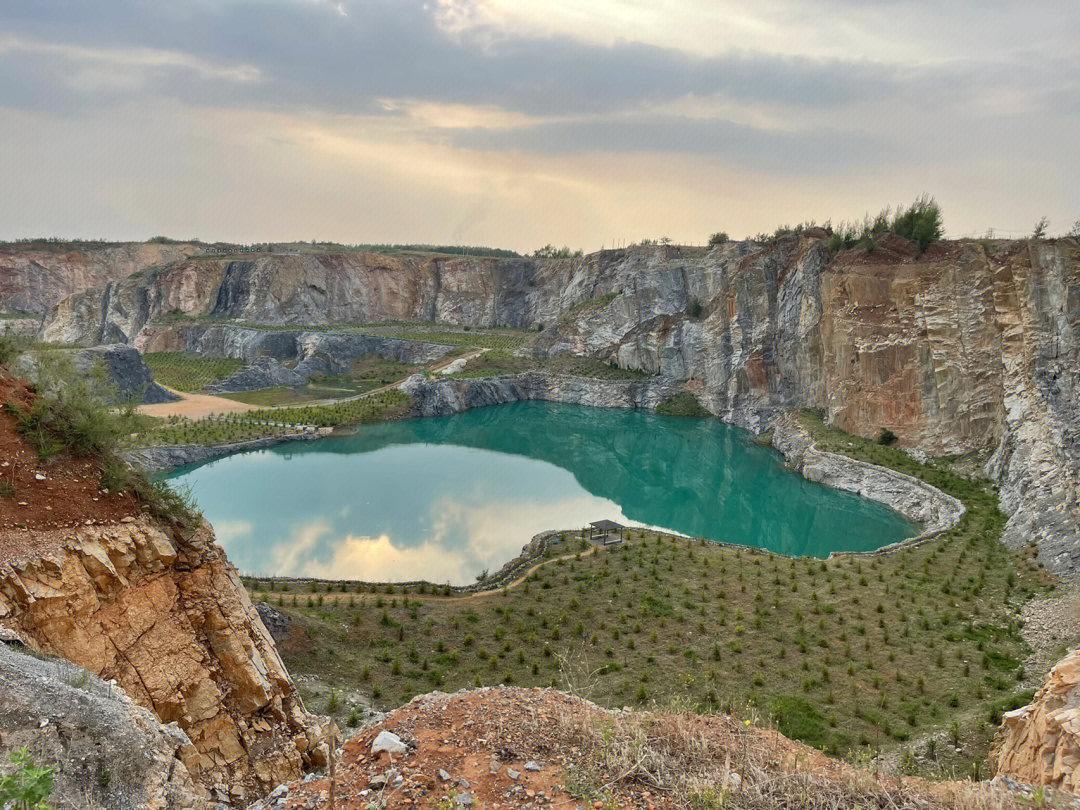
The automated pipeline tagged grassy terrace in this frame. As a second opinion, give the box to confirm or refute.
[142,352,244,392]
[218,355,419,406]
[448,349,651,380]
[134,389,410,445]
[147,315,536,352]
[351,321,534,351]
[244,412,1051,779]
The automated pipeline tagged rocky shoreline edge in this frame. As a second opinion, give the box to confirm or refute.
[127,371,965,578]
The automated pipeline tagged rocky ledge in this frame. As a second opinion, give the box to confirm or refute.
[401,369,682,416]
[13,344,176,405]
[0,517,333,804]
[124,428,331,474]
[992,647,1080,793]
[772,418,966,547]
[0,641,211,810]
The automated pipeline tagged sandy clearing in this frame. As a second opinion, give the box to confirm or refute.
[137,386,261,419]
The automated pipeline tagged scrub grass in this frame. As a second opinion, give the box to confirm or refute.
[135,389,410,445]
[142,351,244,392]
[218,355,418,406]
[449,350,651,380]
[352,321,533,351]
[251,415,1050,779]
[657,392,709,417]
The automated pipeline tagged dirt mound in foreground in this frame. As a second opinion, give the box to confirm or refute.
[266,687,1059,810]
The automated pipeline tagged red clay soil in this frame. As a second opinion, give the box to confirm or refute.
[280,688,1031,810]
[0,370,140,547]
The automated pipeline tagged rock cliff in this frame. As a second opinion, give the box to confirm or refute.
[34,236,1080,576]
[0,641,211,809]
[0,518,331,805]
[0,241,199,316]
[991,647,1080,793]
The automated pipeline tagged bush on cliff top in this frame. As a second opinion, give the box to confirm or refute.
[1,353,199,529]
[827,195,943,256]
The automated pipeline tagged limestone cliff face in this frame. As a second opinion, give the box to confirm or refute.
[0,241,199,316]
[36,236,1080,576]
[0,642,211,810]
[0,517,330,804]
[992,648,1080,793]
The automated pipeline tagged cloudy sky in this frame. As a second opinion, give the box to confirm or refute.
[1,1,1077,251]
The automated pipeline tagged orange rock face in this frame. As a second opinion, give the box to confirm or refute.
[992,648,1080,793]
[0,517,331,802]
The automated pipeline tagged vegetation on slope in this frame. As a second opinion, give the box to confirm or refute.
[656,392,709,417]
[0,348,197,527]
[142,351,244,392]
[447,350,651,381]
[247,416,1047,779]
[135,389,410,446]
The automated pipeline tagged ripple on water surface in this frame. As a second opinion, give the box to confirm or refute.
[164,402,917,584]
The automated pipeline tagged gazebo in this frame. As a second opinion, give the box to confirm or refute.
[588,519,627,546]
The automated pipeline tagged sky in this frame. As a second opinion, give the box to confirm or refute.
[1,1,1077,251]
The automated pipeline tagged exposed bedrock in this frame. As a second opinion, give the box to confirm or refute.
[991,647,1080,793]
[0,241,199,315]
[401,369,682,417]
[12,344,177,404]
[0,518,332,804]
[0,641,211,810]
[36,236,1080,576]
[135,322,450,381]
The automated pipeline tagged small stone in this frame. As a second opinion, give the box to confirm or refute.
[34,473,45,480]
[461,779,470,790]
[438,769,452,782]
[507,769,520,780]
[455,793,474,807]
[372,730,407,755]
[269,785,289,801]
[525,761,541,772]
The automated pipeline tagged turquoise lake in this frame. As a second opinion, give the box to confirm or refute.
[165,402,917,584]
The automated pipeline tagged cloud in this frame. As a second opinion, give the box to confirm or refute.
[0,0,1076,246]
[0,1,930,117]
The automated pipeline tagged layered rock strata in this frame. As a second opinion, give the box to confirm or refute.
[401,369,681,417]
[992,648,1080,793]
[0,241,199,315]
[0,641,211,810]
[34,236,1080,577]
[0,517,330,804]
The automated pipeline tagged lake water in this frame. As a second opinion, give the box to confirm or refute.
[164,402,917,584]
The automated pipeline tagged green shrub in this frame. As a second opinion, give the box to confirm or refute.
[688,298,704,319]
[768,694,828,748]
[707,232,729,247]
[891,195,942,253]
[0,747,54,810]
[0,330,26,365]
[877,428,898,446]
[656,392,709,418]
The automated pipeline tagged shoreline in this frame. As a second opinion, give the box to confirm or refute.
[130,372,968,587]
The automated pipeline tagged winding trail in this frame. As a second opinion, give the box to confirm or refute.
[262,542,604,604]
[137,348,488,420]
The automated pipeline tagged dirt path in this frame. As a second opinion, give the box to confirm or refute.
[137,386,262,419]
[268,543,602,604]
[138,347,489,420]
